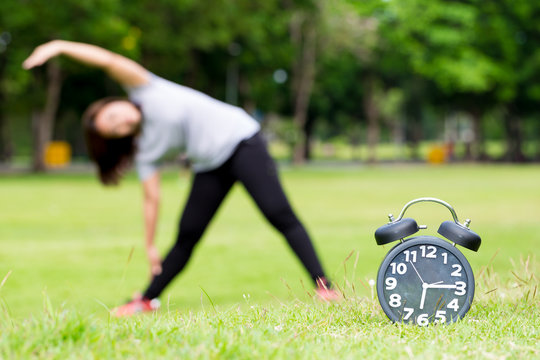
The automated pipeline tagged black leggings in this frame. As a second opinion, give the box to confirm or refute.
[143,133,327,299]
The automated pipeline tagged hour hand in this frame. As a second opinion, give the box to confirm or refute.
[419,285,427,310]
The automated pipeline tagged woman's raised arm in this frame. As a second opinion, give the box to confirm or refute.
[23,40,149,87]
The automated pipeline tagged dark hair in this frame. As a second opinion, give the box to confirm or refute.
[82,97,139,186]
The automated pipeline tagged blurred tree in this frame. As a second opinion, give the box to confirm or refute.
[381,0,540,161]
[1,0,135,170]
[285,0,319,163]
[382,0,493,160]
[304,0,377,161]
[2,0,539,167]
[315,0,410,162]
[473,0,540,161]
[0,31,12,162]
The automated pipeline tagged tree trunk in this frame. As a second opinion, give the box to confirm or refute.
[470,109,487,161]
[303,115,315,161]
[391,118,405,161]
[406,117,422,161]
[0,51,12,163]
[363,75,380,163]
[32,61,62,172]
[290,15,317,165]
[0,103,12,163]
[503,110,525,162]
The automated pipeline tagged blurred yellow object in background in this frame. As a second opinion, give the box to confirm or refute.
[44,141,71,168]
[427,145,446,164]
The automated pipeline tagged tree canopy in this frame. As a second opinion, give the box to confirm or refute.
[1,0,539,168]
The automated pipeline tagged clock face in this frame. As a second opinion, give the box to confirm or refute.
[377,236,475,326]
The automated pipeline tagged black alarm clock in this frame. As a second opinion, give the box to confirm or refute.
[374,197,481,326]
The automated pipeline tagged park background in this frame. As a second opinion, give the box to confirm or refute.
[0,0,539,358]
[1,0,540,167]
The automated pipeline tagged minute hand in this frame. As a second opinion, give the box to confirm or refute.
[426,283,457,289]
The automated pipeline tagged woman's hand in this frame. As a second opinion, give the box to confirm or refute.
[22,40,63,69]
[146,244,162,277]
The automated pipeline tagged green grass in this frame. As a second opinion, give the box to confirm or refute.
[0,164,539,358]
[0,262,537,359]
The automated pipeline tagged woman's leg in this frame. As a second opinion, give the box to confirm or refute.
[229,134,328,285]
[143,168,235,299]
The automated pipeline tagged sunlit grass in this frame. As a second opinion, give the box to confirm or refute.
[0,164,539,358]
[0,255,537,359]
[1,165,539,318]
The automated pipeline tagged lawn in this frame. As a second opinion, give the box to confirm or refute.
[0,164,538,358]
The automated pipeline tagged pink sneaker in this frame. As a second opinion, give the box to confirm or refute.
[315,287,341,302]
[315,277,341,302]
[111,297,160,317]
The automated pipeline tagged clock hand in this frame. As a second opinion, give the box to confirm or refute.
[419,281,443,310]
[427,283,457,289]
[410,261,428,310]
[408,261,425,284]
[420,284,427,310]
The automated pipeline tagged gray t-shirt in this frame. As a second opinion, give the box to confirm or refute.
[127,73,260,180]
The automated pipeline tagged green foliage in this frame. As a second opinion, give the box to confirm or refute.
[375,0,490,93]
[2,0,540,162]
[1,0,133,97]
[121,0,304,105]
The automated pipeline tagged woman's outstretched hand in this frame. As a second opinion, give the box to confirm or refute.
[146,244,163,278]
[22,40,62,69]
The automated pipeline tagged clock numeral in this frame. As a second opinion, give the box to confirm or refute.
[417,314,429,326]
[419,245,437,258]
[385,277,397,290]
[451,264,463,277]
[447,298,460,312]
[435,310,447,324]
[455,281,466,296]
[442,252,448,264]
[404,250,417,263]
[389,294,402,307]
[402,307,414,321]
[389,262,407,275]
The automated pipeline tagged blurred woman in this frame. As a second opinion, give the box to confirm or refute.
[23,40,338,316]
